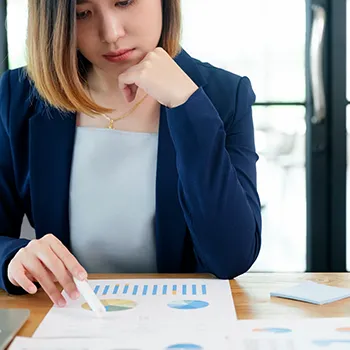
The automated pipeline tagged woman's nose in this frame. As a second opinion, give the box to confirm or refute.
[100,14,125,44]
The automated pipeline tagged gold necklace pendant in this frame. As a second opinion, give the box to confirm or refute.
[108,119,114,129]
[87,85,149,129]
[89,91,148,130]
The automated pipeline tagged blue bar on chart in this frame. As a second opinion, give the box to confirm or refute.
[172,285,177,295]
[93,285,100,295]
[182,285,187,295]
[123,284,129,294]
[132,285,138,296]
[113,284,119,295]
[102,285,110,295]
[202,285,207,295]
[162,285,167,295]
[192,284,197,295]
[142,285,148,296]
[152,285,158,295]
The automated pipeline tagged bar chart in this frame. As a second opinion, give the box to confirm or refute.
[92,282,208,298]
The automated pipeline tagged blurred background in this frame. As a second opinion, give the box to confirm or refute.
[1,0,348,272]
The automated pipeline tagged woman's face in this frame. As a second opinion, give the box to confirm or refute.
[75,0,163,73]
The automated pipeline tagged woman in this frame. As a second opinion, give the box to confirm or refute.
[0,0,261,307]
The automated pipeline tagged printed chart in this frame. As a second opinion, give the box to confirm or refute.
[236,318,350,349]
[93,282,208,297]
[82,299,137,312]
[336,327,350,333]
[8,336,231,350]
[167,300,209,310]
[252,328,293,334]
[32,278,236,347]
[166,345,203,350]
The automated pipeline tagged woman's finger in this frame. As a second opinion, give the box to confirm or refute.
[8,259,37,294]
[23,254,66,307]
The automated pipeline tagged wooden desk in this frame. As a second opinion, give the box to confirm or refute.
[1,273,350,338]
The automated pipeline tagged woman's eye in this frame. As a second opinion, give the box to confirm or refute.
[76,10,90,20]
[76,1,133,19]
[116,0,133,8]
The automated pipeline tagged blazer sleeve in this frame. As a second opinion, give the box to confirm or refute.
[0,71,30,294]
[166,76,261,279]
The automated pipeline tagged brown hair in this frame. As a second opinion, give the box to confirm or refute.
[26,0,181,115]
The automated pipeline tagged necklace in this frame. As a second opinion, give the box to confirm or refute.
[88,87,148,130]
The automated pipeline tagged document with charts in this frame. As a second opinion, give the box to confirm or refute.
[233,317,350,349]
[33,278,236,348]
[9,335,232,350]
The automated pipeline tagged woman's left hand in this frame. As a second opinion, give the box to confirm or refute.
[118,47,198,108]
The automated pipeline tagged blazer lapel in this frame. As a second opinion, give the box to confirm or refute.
[29,102,76,249]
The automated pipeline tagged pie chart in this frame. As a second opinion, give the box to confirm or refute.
[82,299,137,312]
[167,300,209,310]
[252,328,292,334]
[336,327,350,333]
[166,345,203,349]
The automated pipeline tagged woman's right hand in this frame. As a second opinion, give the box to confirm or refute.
[7,234,87,307]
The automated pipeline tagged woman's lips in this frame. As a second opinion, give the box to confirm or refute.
[103,49,135,62]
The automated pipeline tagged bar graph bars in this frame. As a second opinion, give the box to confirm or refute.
[113,284,119,294]
[152,285,158,295]
[92,282,208,297]
[142,285,148,296]
[103,285,109,295]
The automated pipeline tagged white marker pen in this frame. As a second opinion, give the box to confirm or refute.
[73,277,107,317]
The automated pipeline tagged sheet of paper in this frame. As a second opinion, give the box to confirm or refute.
[10,334,350,350]
[234,317,350,348]
[33,278,236,344]
[9,334,232,350]
[270,281,350,304]
[233,337,306,349]
[234,337,350,349]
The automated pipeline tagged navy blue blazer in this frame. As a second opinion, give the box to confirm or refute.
[0,49,261,294]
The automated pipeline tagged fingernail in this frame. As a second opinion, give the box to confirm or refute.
[57,299,66,307]
[28,286,37,294]
[78,272,87,280]
[71,291,80,300]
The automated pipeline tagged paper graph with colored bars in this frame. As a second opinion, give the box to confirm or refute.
[32,278,236,349]
[93,281,208,297]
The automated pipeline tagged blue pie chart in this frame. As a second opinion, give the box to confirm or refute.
[166,345,203,349]
[167,300,209,310]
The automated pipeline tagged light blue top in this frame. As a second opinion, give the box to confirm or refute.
[69,127,158,273]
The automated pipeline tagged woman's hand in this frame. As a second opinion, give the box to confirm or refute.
[7,234,87,307]
[118,47,198,108]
